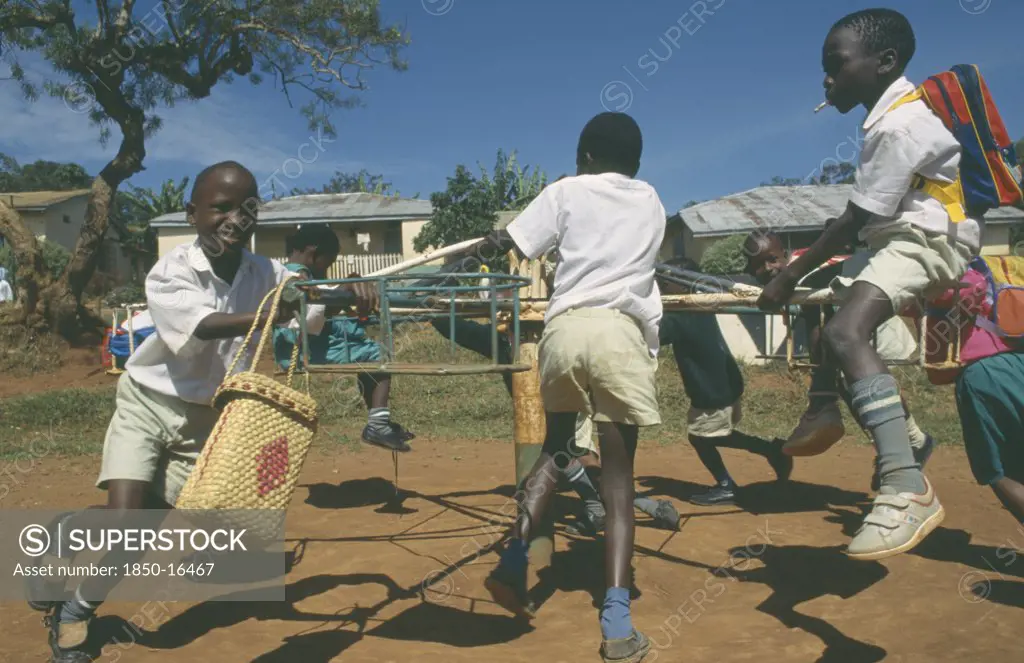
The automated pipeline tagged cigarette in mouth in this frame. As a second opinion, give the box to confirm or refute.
[814,101,829,113]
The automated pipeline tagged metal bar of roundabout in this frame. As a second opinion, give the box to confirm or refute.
[276,262,886,571]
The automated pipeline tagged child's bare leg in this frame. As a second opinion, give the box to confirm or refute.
[512,412,578,542]
[40,480,169,659]
[824,283,924,495]
[992,477,1024,523]
[486,412,577,618]
[358,372,390,410]
[805,304,842,409]
[595,421,638,590]
[360,372,413,448]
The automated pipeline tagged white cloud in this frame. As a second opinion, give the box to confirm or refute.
[0,55,398,193]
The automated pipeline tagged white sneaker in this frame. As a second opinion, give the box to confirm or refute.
[846,476,945,561]
[782,401,845,457]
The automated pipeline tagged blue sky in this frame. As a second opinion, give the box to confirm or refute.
[1,0,1022,214]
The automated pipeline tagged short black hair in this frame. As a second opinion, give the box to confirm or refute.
[286,225,340,257]
[743,229,781,256]
[577,112,643,176]
[190,160,256,201]
[830,8,916,68]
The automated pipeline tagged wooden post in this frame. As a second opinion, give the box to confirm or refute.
[511,321,553,568]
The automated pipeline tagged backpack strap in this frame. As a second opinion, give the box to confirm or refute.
[910,175,968,223]
[885,89,968,223]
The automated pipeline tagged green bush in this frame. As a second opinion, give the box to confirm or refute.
[0,243,13,283]
[0,239,72,288]
[699,234,748,275]
[103,282,146,306]
[40,240,70,281]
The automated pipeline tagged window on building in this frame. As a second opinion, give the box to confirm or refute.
[384,223,402,253]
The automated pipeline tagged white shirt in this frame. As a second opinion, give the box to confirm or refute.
[851,76,981,252]
[0,279,12,303]
[127,240,317,405]
[506,173,666,357]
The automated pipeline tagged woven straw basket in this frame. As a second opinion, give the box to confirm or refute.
[176,278,319,542]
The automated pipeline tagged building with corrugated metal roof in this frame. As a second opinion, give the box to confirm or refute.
[668,184,1024,263]
[0,189,134,283]
[152,192,434,276]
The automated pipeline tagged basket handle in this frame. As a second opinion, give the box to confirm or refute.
[224,277,293,384]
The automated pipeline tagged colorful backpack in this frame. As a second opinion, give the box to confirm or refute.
[889,64,1024,222]
[969,255,1024,342]
[923,255,1024,384]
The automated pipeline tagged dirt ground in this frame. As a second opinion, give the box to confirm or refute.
[2,438,1022,663]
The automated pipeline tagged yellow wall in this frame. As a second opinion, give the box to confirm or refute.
[157,227,198,256]
[401,219,426,258]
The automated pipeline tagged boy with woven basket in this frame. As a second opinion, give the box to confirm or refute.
[26,161,377,663]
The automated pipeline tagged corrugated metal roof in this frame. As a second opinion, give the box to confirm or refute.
[676,184,1024,237]
[0,189,91,210]
[150,192,433,227]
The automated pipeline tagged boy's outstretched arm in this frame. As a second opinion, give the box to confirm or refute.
[757,202,870,310]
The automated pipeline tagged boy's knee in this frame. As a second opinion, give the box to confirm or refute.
[822,318,858,358]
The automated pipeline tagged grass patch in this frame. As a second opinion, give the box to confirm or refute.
[0,325,964,458]
[0,325,65,377]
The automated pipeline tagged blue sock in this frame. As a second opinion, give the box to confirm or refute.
[600,586,632,640]
[499,538,529,574]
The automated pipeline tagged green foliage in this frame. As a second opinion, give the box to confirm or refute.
[0,153,92,192]
[291,169,411,197]
[0,244,14,283]
[40,240,70,281]
[414,150,547,253]
[118,177,189,224]
[1,1,410,142]
[103,282,146,307]
[762,162,856,187]
[0,240,70,288]
[699,234,748,275]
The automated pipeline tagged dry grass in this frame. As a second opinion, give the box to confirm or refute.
[0,324,963,458]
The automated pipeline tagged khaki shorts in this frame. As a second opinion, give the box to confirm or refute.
[833,223,972,314]
[688,400,742,438]
[539,308,661,427]
[97,373,220,506]
[574,414,598,455]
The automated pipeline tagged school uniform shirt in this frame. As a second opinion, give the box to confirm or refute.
[851,75,982,252]
[506,172,667,357]
[126,240,318,405]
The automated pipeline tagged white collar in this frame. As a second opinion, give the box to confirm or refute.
[186,239,253,278]
[862,76,917,130]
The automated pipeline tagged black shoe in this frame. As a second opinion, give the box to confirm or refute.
[44,603,92,662]
[600,629,651,663]
[871,434,936,492]
[361,424,412,452]
[768,438,794,482]
[390,421,416,441]
[689,484,736,507]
